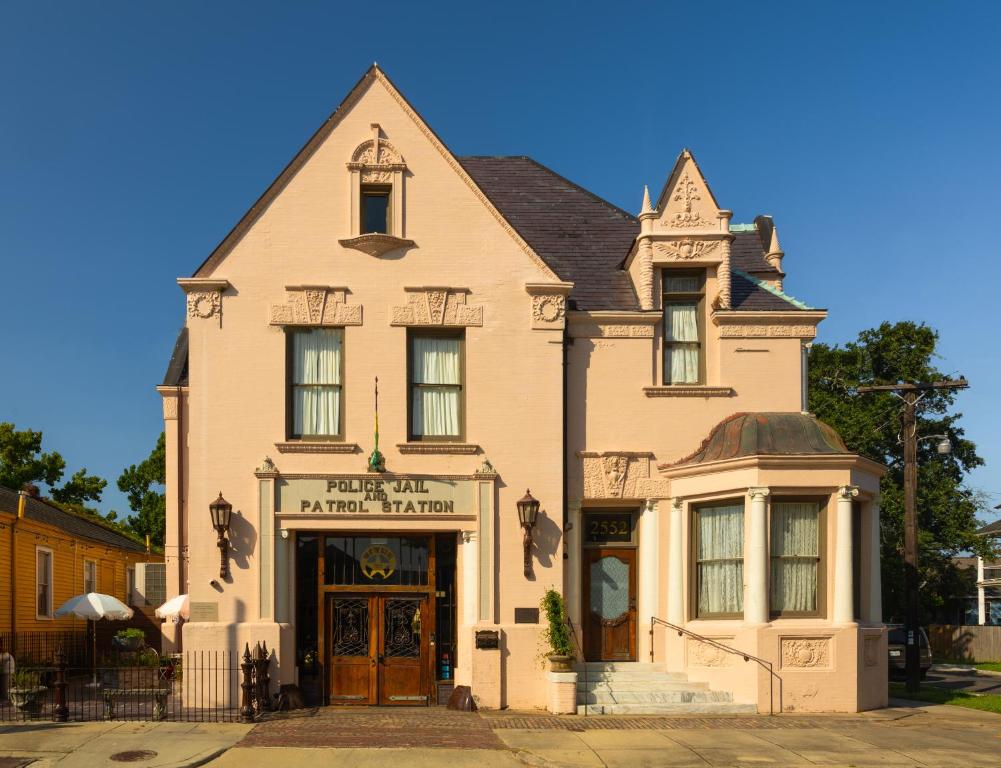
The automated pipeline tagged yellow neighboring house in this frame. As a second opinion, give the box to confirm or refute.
[0,485,161,635]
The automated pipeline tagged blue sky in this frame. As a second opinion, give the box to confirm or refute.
[1,1,999,522]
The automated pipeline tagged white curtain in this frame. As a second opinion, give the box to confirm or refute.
[412,337,460,436]
[293,329,341,436]
[770,502,819,613]
[666,304,699,383]
[697,503,744,615]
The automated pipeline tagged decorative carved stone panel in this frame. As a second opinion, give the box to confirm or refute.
[579,452,667,499]
[780,637,832,669]
[572,323,655,339]
[531,294,566,329]
[390,288,483,327]
[270,287,363,326]
[686,637,734,668]
[863,635,880,667]
[187,291,221,320]
[654,238,721,262]
[718,323,817,339]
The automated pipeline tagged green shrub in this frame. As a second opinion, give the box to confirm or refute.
[540,588,574,657]
[115,628,145,642]
[11,668,41,690]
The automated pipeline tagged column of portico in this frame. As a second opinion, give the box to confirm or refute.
[638,499,660,660]
[866,498,883,624]
[834,486,859,624]
[667,498,684,625]
[455,530,478,687]
[745,488,770,625]
[977,557,986,625]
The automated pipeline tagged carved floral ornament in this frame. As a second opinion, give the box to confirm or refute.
[178,278,230,324]
[270,287,363,326]
[390,288,483,327]
[687,638,733,668]
[347,136,406,182]
[532,294,565,324]
[668,173,715,230]
[781,637,831,669]
[717,322,818,339]
[580,452,668,499]
[654,238,721,261]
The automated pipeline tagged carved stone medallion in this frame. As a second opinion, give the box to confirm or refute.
[781,638,831,669]
[187,291,221,320]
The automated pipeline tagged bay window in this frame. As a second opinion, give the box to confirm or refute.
[695,502,744,617]
[770,501,823,616]
[663,272,704,384]
[288,328,343,439]
[409,332,463,440]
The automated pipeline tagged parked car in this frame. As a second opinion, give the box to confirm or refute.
[886,625,932,678]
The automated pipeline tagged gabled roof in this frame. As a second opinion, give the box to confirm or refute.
[459,157,640,310]
[0,486,148,553]
[162,327,188,387]
[192,66,559,283]
[978,519,1001,537]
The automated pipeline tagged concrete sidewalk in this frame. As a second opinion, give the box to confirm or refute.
[0,721,250,767]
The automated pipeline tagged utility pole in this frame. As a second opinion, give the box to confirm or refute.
[857,379,967,693]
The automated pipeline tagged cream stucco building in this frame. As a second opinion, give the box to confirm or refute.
[158,65,887,714]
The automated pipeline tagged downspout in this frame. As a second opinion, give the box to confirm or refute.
[11,491,25,636]
[176,385,185,595]
[562,324,570,557]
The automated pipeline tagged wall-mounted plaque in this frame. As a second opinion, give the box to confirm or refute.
[514,608,539,624]
[278,476,477,517]
[475,630,500,650]
[583,512,634,545]
[188,601,219,622]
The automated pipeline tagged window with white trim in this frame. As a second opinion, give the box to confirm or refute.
[36,547,53,618]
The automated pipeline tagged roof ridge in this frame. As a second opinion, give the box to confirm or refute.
[731,268,814,310]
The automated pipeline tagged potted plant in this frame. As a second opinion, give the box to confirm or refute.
[541,588,575,672]
[8,668,47,716]
[113,628,146,653]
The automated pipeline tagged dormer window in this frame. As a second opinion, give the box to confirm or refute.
[663,271,704,384]
[361,184,391,234]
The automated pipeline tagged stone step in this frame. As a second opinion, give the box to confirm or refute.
[577,679,710,693]
[575,662,669,673]
[577,701,758,716]
[577,689,733,705]
[575,671,691,683]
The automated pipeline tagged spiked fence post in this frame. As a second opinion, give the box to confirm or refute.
[52,645,68,722]
[239,644,255,723]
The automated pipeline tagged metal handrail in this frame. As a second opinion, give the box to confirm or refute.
[564,616,584,716]
[649,616,781,715]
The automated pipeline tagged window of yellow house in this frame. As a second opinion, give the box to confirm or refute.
[36,547,53,619]
[663,271,704,385]
[84,559,97,594]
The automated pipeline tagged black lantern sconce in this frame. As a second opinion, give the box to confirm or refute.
[517,489,540,578]
[209,492,233,579]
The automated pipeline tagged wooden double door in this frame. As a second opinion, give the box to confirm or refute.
[583,547,637,661]
[326,592,430,705]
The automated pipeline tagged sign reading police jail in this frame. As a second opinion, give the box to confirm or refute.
[278,476,476,516]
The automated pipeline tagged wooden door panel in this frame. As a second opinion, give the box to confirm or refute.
[377,595,428,706]
[327,596,376,705]
[583,548,637,662]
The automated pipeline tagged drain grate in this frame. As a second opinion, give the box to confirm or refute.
[109,751,158,763]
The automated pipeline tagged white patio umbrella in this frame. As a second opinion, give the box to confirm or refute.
[155,594,189,622]
[55,592,134,683]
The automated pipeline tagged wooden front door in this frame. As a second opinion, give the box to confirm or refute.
[583,548,637,661]
[327,593,429,706]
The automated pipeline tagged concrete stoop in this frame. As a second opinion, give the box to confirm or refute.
[574,661,756,715]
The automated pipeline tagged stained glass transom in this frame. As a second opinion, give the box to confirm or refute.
[589,556,629,620]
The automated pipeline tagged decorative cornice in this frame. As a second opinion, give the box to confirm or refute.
[396,443,480,455]
[338,234,416,258]
[270,287,362,326]
[524,282,574,296]
[177,278,231,293]
[643,386,735,398]
[274,442,360,454]
[568,311,659,339]
[391,288,483,327]
[659,452,886,479]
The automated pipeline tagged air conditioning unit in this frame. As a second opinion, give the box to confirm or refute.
[134,562,167,607]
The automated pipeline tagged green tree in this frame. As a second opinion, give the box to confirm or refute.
[117,433,166,548]
[0,422,107,508]
[808,321,993,623]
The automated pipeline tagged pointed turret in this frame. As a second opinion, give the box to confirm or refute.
[765,220,784,275]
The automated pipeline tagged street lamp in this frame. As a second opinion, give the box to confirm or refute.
[517,490,540,578]
[210,492,233,579]
[918,434,952,455]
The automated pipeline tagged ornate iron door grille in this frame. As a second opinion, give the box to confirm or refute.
[383,598,421,658]
[332,598,369,657]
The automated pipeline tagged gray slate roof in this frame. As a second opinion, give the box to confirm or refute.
[460,156,802,312]
[0,486,147,553]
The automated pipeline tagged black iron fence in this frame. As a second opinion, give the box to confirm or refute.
[0,642,275,723]
[0,631,89,667]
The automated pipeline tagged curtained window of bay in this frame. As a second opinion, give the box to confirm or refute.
[411,335,461,438]
[770,501,821,615]
[696,503,744,617]
[291,328,343,438]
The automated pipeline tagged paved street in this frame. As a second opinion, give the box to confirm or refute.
[2,702,1001,767]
